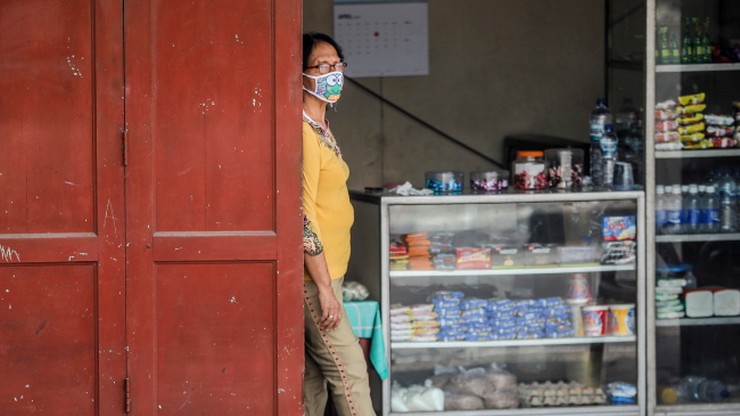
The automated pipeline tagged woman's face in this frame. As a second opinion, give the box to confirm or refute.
[303,41,342,93]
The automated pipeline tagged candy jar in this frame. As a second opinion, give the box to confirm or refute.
[545,148,584,189]
[470,170,509,192]
[511,151,546,190]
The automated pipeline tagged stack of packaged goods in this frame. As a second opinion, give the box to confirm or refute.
[459,298,492,341]
[655,93,739,151]
[677,93,707,149]
[601,216,637,265]
[389,304,440,342]
[487,298,574,340]
[432,291,466,341]
[404,232,434,271]
[389,237,409,271]
[655,99,681,150]
[429,232,456,271]
[704,113,736,149]
[656,278,687,319]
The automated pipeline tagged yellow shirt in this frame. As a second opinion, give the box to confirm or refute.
[302,115,354,281]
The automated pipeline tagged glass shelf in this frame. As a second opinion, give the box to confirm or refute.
[655,149,740,160]
[392,335,637,349]
[655,317,740,327]
[655,233,740,243]
[389,264,636,278]
[655,62,740,73]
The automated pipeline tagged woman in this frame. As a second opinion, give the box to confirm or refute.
[301,32,375,416]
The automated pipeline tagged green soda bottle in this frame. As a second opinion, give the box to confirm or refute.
[669,30,680,64]
[680,17,693,64]
[692,17,703,63]
[658,26,670,64]
[701,17,711,63]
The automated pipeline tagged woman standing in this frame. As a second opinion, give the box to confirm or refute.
[301,32,375,416]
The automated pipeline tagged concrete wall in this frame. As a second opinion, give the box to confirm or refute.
[304,0,606,190]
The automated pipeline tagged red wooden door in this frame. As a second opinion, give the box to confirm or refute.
[1,0,303,414]
[0,1,126,414]
[124,0,303,415]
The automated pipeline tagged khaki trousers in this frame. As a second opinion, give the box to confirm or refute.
[304,277,376,416]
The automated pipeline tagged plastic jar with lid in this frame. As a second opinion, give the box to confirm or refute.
[511,151,546,190]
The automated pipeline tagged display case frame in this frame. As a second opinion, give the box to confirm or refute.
[348,190,646,416]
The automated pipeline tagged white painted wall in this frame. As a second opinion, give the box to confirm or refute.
[305,0,606,190]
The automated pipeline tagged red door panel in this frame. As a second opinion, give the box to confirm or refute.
[0,0,125,415]
[125,0,303,414]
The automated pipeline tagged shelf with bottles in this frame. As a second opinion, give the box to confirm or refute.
[656,316,740,327]
[390,264,636,279]
[656,62,740,73]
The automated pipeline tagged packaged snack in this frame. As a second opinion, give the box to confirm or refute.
[602,216,637,241]
[655,109,680,120]
[656,120,679,132]
[706,126,735,138]
[678,92,705,106]
[680,104,707,114]
[677,113,704,125]
[656,131,680,143]
[677,122,705,135]
[455,247,492,269]
[680,132,705,143]
[656,141,683,151]
[704,114,734,126]
[656,99,678,110]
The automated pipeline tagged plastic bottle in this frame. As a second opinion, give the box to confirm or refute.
[663,185,683,234]
[600,129,619,188]
[701,185,720,233]
[701,17,712,63]
[717,170,737,232]
[680,184,690,232]
[655,185,667,234]
[589,99,613,187]
[685,184,702,234]
[681,17,694,64]
[678,376,731,403]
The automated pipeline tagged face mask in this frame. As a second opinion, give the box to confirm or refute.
[303,71,344,103]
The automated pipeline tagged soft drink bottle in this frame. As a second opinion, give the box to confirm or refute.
[589,99,613,187]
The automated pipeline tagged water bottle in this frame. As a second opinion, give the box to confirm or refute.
[589,98,613,187]
[663,185,683,234]
[717,170,737,232]
[680,185,690,233]
[678,376,731,402]
[600,129,619,188]
[702,185,720,233]
[685,184,702,234]
[655,185,667,233]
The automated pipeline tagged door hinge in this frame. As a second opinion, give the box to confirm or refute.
[123,377,131,413]
[121,127,129,167]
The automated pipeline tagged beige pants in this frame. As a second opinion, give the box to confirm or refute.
[304,277,376,416]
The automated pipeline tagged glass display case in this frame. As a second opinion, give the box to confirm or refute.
[609,0,740,414]
[348,191,646,415]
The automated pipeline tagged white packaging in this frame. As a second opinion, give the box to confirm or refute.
[714,289,740,317]
[685,290,713,318]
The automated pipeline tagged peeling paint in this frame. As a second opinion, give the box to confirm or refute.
[66,55,83,77]
[198,99,216,115]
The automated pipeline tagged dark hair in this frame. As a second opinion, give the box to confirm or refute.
[302,32,344,71]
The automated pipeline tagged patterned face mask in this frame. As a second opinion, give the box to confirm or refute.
[302,71,343,103]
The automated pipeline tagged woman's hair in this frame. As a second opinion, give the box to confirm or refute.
[302,32,344,71]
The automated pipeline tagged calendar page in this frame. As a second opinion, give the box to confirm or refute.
[334,2,429,77]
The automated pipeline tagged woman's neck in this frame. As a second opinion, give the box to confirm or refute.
[303,96,328,128]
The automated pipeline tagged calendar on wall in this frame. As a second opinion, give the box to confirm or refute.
[333,1,429,77]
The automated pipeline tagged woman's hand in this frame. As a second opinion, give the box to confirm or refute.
[317,285,342,330]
